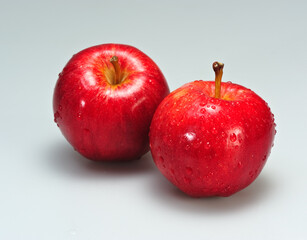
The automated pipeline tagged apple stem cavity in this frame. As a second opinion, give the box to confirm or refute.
[110,56,121,85]
[213,61,224,99]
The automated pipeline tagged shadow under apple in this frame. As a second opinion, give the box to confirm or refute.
[148,169,276,214]
[45,139,275,213]
[45,139,156,179]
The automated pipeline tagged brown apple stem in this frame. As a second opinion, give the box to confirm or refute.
[110,56,121,85]
[213,61,224,99]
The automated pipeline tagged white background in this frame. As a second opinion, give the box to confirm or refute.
[1,0,306,239]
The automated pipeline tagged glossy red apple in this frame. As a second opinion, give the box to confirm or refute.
[53,43,169,161]
[149,62,276,197]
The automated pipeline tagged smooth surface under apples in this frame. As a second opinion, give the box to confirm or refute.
[149,80,276,197]
[53,44,170,161]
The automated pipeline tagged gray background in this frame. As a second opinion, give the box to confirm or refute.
[1,0,306,239]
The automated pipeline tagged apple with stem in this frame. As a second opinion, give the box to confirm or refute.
[149,62,276,197]
[53,43,170,161]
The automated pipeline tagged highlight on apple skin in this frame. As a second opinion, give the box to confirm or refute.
[53,43,170,161]
[149,62,276,197]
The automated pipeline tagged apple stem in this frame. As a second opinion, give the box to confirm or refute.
[213,61,224,99]
[110,56,121,85]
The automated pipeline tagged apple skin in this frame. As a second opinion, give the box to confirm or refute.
[53,43,170,161]
[149,80,275,197]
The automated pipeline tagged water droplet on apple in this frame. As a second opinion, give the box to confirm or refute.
[170,120,176,126]
[54,112,61,123]
[205,142,211,149]
[185,145,190,151]
[77,112,82,119]
[212,127,218,134]
[237,161,242,168]
[159,156,164,163]
[199,102,206,107]
[227,81,232,84]
[221,131,226,138]
[262,155,267,161]
[211,105,216,110]
[200,108,206,114]
[185,167,193,175]
[230,133,237,142]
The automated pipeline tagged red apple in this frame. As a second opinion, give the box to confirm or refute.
[149,62,276,197]
[53,43,169,161]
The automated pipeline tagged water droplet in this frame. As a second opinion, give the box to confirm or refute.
[77,112,82,119]
[262,155,267,161]
[205,142,211,150]
[185,145,190,150]
[159,156,164,163]
[230,133,237,142]
[211,105,216,110]
[199,102,206,107]
[227,81,232,84]
[212,127,218,134]
[237,161,242,168]
[221,131,226,137]
[200,108,206,114]
[54,112,60,123]
[185,167,193,175]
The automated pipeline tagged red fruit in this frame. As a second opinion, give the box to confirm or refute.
[149,62,275,197]
[53,43,169,161]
